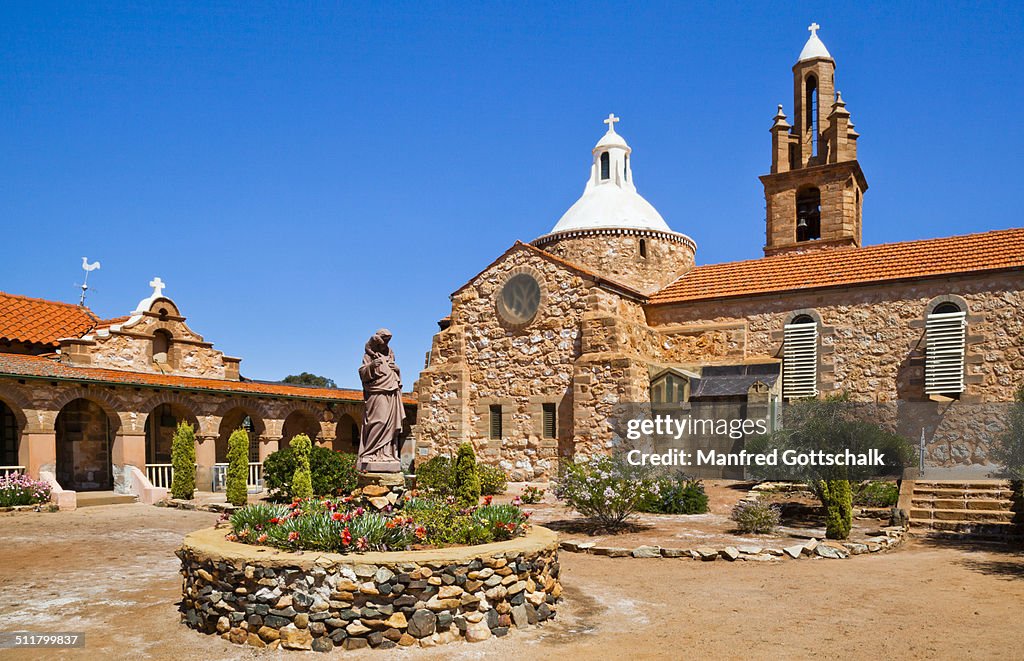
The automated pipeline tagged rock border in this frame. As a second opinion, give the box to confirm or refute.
[0,503,59,514]
[177,525,561,652]
[560,525,907,561]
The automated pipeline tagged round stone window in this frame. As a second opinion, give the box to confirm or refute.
[497,273,542,326]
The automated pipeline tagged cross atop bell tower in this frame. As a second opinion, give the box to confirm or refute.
[759,24,867,256]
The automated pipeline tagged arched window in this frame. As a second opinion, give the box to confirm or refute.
[152,330,172,364]
[639,238,647,258]
[783,314,818,398]
[806,75,819,157]
[926,301,967,396]
[624,154,629,181]
[796,187,822,242]
[600,152,610,180]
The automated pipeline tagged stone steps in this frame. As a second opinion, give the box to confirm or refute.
[908,479,1021,540]
[75,491,138,507]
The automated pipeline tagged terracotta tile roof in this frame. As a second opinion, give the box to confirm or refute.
[93,315,131,330]
[0,352,416,406]
[650,228,1024,304]
[0,292,98,347]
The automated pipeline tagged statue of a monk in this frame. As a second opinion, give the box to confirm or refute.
[357,328,406,472]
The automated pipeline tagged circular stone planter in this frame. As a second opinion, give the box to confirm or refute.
[177,526,561,652]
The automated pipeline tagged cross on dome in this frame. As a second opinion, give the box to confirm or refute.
[603,113,620,132]
[798,21,832,62]
[808,22,820,37]
[149,277,166,298]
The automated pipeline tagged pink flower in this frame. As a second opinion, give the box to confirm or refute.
[288,531,300,542]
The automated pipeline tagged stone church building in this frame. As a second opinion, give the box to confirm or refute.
[0,280,413,508]
[413,26,1024,481]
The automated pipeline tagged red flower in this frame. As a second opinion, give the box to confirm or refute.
[269,517,281,525]
[341,528,352,545]
[332,512,344,522]
[288,531,300,542]
[354,507,365,516]
[483,495,493,505]
[414,526,427,541]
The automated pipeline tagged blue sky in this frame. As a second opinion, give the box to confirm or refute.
[2,2,1022,388]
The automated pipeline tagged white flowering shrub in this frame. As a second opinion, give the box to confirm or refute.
[553,455,658,530]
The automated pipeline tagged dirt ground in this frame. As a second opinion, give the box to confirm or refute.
[519,481,891,549]
[1,504,1023,660]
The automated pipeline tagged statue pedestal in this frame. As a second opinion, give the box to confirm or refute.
[357,459,402,473]
[356,471,407,511]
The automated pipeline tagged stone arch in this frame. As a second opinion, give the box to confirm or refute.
[212,397,273,421]
[333,413,360,454]
[55,396,121,491]
[925,294,971,317]
[281,408,323,446]
[216,406,266,463]
[50,386,126,421]
[140,393,202,464]
[0,385,30,433]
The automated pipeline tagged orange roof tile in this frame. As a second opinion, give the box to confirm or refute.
[650,228,1024,305]
[0,292,98,347]
[0,352,416,405]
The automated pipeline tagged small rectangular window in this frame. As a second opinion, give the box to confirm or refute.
[783,322,818,398]
[542,403,556,439]
[925,310,966,395]
[489,404,503,440]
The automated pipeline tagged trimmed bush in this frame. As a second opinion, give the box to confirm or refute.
[993,383,1024,480]
[730,500,781,534]
[0,473,51,507]
[170,421,196,499]
[263,446,357,501]
[554,455,658,530]
[821,479,853,539]
[854,480,899,508]
[414,455,455,495]
[225,428,249,506]
[641,473,709,515]
[290,434,314,499]
[478,463,508,495]
[453,443,481,508]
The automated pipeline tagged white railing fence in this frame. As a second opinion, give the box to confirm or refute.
[0,466,27,478]
[146,463,175,489]
[211,462,264,493]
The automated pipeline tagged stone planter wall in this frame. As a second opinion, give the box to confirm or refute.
[177,526,561,652]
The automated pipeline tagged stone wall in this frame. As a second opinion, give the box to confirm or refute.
[177,526,561,652]
[536,229,695,294]
[645,272,1024,465]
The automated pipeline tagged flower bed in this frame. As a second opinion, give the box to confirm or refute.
[227,495,529,553]
[177,525,561,651]
[0,473,51,508]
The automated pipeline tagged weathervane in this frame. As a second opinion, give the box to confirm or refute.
[78,257,101,306]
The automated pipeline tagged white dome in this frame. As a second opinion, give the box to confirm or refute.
[550,181,671,233]
[798,23,832,62]
[543,114,677,236]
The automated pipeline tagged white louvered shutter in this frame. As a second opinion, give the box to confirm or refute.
[925,311,966,395]
[783,322,818,398]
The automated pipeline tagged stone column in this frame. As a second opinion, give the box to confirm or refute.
[21,431,57,480]
[112,431,146,494]
[259,436,280,462]
[195,434,217,492]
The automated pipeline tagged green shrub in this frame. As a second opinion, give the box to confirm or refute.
[225,428,249,506]
[730,500,781,534]
[640,473,709,515]
[414,455,455,495]
[993,384,1024,480]
[170,421,196,499]
[453,443,481,508]
[290,434,313,500]
[854,480,899,508]
[263,446,357,501]
[478,463,508,495]
[553,455,658,530]
[821,479,853,539]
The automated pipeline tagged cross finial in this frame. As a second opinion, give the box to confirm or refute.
[808,22,820,37]
[603,113,620,132]
[149,277,165,298]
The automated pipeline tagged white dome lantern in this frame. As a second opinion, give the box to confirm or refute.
[544,114,679,236]
[798,22,832,62]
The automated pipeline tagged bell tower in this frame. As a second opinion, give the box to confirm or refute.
[760,23,867,256]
